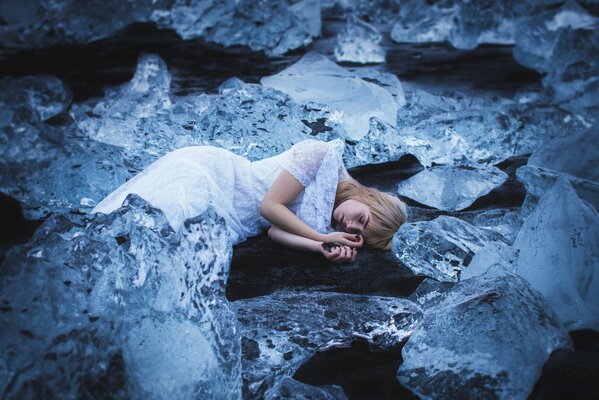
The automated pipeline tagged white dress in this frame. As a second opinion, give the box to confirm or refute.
[92,139,350,245]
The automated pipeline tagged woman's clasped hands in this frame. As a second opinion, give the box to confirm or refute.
[319,232,363,263]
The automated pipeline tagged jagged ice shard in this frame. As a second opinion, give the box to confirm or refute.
[334,14,385,64]
[0,195,242,399]
[514,178,599,330]
[396,165,508,211]
[392,216,507,282]
[261,52,402,140]
[398,272,571,399]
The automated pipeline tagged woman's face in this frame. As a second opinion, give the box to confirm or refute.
[333,198,371,237]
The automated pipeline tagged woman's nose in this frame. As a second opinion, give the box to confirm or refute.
[346,221,362,234]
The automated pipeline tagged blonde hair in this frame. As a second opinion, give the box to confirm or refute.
[334,180,408,250]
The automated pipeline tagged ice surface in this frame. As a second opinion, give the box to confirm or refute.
[461,241,518,280]
[528,123,599,182]
[390,1,455,45]
[389,0,555,49]
[261,52,401,140]
[72,53,341,166]
[395,90,522,166]
[344,118,404,168]
[513,1,599,112]
[0,195,241,398]
[398,272,571,399]
[0,0,320,56]
[0,76,131,219]
[396,165,508,211]
[472,208,523,244]
[514,178,599,330]
[232,291,418,398]
[392,216,507,282]
[0,75,72,121]
[334,14,385,64]
[153,0,321,56]
[516,165,599,215]
[0,0,160,47]
[513,104,593,156]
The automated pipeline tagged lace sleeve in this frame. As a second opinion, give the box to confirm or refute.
[282,140,334,187]
[281,139,347,234]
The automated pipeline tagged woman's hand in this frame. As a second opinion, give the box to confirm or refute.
[323,232,364,248]
[319,243,358,263]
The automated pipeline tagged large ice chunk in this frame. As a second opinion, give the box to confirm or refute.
[0,76,131,219]
[514,178,599,330]
[392,216,507,282]
[389,0,554,49]
[72,54,341,167]
[390,1,455,44]
[0,0,321,56]
[472,208,523,245]
[516,165,599,214]
[334,14,385,64]
[396,165,508,211]
[0,195,241,398]
[395,90,521,166]
[261,52,401,140]
[398,272,571,399]
[513,1,599,112]
[0,75,72,121]
[153,0,321,56]
[528,123,599,182]
[232,291,418,398]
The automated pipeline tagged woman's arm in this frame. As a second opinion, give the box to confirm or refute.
[267,225,357,262]
[260,170,362,247]
[260,170,325,241]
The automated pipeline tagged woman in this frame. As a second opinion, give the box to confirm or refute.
[92,139,407,262]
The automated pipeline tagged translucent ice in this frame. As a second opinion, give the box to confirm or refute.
[0,76,131,219]
[389,0,548,49]
[232,291,418,398]
[472,208,523,244]
[398,272,571,399]
[392,216,507,282]
[390,1,455,44]
[514,178,599,330]
[0,195,241,398]
[261,52,401,140]
[334,14,385,64]
[395,90,521,166]
[396,165,508,211]
[461,241,518,280]
[528,123,599,182]
[513,0,597,73]
[0,0,321,56]
[344,118,405,168]
[153,0,321,56]
[72,53,341,167]
[516,165,599,214]
[513,1,599,111]
[0,75,72,121]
